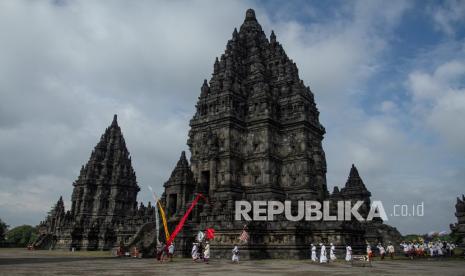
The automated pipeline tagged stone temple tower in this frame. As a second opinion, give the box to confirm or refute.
[162,9,364,258]
[68,114,140,249]
[70,115,139,223]
[187,9,328,205]
[38,115,156,251]
[161,9,402,259]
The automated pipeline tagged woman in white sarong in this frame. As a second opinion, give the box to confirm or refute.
[311,244,317,262]
[345,245,352,262]
[330,243,337,261]
[191,243,199,261]
[319,243,328,263]
[203,242,210,263]
[437,242,443,256]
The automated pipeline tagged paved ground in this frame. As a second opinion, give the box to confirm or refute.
[1,248,464,276]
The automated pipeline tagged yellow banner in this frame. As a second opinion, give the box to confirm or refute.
[158,201,170,242]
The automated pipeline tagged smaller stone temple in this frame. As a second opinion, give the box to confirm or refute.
[450,194,465,247]
[35,115,156,250]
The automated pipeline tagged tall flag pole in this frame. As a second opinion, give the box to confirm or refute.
[148,186,160,245]
[148,186,170,243]
[165,193,206,248]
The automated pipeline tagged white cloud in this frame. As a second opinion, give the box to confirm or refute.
[408,60,465,152]
[430,0,465,37]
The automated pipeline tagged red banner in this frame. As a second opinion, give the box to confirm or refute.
[165,193,205,247]
[205,228,215,240]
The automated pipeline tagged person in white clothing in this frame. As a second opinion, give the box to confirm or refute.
[345,245,352,262]
[319,243,328,263]
[191,243,199,261]
[387,243,395,259]
[377,243,386,260]
[168,243,175,262]
[437,242,443,256]
[203,242,210,263]
[366,244,373,262]
[329,243,337,261]
[428,242,434,257]
[232,245,239,263]
[311,244,317,262]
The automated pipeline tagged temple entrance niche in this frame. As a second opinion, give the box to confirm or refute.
[87,228,99,250]
[168,194,177,215]
[201,170,210,194]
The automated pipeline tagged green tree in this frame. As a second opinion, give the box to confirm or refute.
[5,225,38,247]
[0,218,8,242]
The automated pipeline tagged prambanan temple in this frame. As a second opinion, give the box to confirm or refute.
[36,9,402,258]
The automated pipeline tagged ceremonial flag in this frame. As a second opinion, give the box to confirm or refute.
[148,186,170,242]
[158,201,170,242]
[165,193,206,247]
[148,186,160,245]
[239,229,249,243]
[205,228,215,240]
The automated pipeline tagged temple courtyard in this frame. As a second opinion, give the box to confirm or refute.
[0,248,464,276]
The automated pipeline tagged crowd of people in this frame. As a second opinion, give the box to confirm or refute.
[155,239,459,264]
[191,242,239,263]
[191,241,211,263]
[399,241,457,259]
[310,243,355,263]
[308,240,458,264]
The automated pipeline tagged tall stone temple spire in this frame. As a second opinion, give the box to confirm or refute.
[188,8,327,204]
[71,114,139,220]
[37,114,156,251]
[340,164,371,198]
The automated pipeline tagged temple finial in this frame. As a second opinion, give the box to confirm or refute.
[270,30,276,43]
[349,164,359,178]
[112,114,118,126]
[245,9,256,21]
[201,79,210,97]
[214,57,220,73]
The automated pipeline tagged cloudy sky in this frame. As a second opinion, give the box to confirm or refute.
[0,0,464,235]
